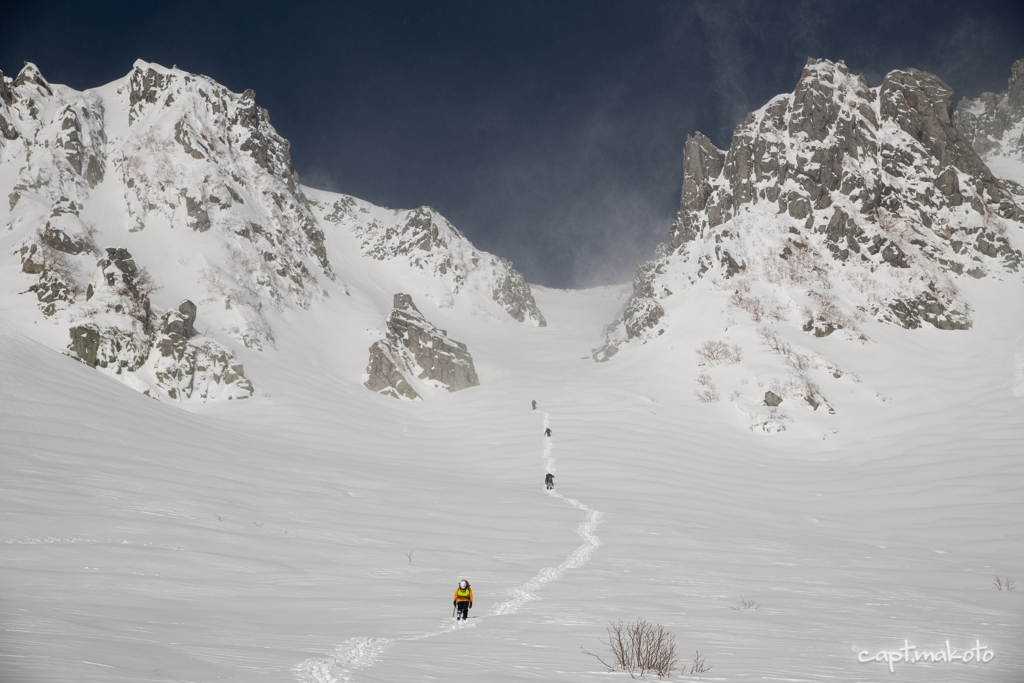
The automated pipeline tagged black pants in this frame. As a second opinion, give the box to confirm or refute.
[456,601,470,619]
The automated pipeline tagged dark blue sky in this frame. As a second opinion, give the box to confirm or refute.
[5,1,1024,287]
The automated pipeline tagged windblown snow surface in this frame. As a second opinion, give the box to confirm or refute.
[2,185,1024,682]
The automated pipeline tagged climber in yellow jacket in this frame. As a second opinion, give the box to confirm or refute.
[453,579,473,621]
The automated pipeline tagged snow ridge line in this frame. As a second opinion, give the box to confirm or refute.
[292,409,602,682]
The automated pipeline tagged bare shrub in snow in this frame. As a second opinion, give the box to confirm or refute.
[199,268,263,312]
[121,151,144,177]
[134,128,175,155]
[686,651,713,675]
[938,279,960,302]
[993,576,1015,591]
[772,363,821,404]
[876,208,919,249]
[33,244,84,296]
[729,291,764,322]
[984,212,1009,236]
[695,341,742,366]
[730,596,761,610]
[131,266,160,301]
[582,618,679,679]
[785,352,815,375]
[730,291,785,323]
[82,221,102,256]
[803,292,862,335]
[757,327,792,356]
[694,373,720,403]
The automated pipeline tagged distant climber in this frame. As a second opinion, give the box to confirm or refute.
[532,400,537,410]
[544,427,552,437]
[453,579,473,621]
[545,473,555,490]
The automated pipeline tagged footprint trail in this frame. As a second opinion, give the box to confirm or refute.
[293,409,602,682]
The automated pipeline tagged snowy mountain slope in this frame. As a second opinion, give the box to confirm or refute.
[2,272,1022,682]
[0,62,543,405]
[955,57,1024,187]
[593,58,1024,430]
[1,55,1023,683]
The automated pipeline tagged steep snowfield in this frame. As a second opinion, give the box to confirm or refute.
[3,269,1022,682]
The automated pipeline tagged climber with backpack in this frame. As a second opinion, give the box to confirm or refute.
[545,473,555,490]
[545,427,552,437]
[453,579,473,621]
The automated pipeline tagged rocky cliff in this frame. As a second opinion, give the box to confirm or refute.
[954,57,1024,188]
[596,58,1024,361]
[365,293,480,400]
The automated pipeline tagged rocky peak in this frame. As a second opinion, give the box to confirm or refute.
[14,62,53,96]
[598,57,1024,361]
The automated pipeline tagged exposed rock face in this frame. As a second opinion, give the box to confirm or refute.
[597,58,1024,360]
[764,391,783,407]
[58,245,252,401]
[319,199,546,326]
[954,57,1024,189]
[364,293,480,400]
[146,301,253,402]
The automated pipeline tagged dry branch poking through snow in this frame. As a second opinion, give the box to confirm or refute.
[993,576,1015,591]
[687,651,713,676]
[694,372,720,403]
[757,327,792,356]
[730,596,761,610]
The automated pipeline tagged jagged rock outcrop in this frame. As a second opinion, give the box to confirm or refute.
[145,300,253,402]
[318,199,546,326]
[596,58,1024,360]
[954,57,1024,189]
[365,293,480,400]
[53,241,254,400]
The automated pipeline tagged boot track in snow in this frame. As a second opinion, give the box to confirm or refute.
[293,410,603,682]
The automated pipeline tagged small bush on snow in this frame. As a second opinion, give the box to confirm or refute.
[694,373,720,403]
[582,618,680,679]
[695,340,743,366]
[993,576,1015,591]
[757,327,792,356]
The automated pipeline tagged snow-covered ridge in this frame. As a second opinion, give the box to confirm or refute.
[0,61,544,403]
[314,194,546,326]
[598,57,1024,362]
